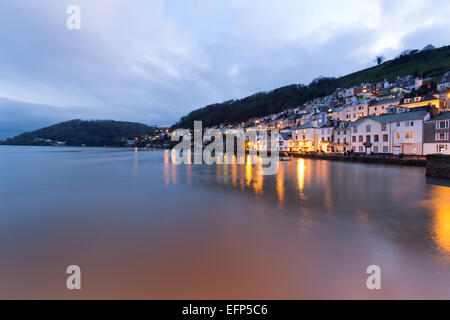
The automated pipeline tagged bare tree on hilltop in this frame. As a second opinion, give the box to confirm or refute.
[375,55,385,65]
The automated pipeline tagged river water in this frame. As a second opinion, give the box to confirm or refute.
[1,146,449,299]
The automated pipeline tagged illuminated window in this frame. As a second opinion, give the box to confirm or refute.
[436,132,449,141]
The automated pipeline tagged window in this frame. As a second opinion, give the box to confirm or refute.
[437,145,448,153]
[338,131,341,135]
[405,121,410,127]
[366,125,371,132]
[359,135,363,142]
[322,129,325,134]
[410,121,414,127]
[436,132,449,141]
[328,129,331,134]
[353,127,358,133]
[344,138,347,144]
[382,123,387,131]
[404,98,411,103]
[405,132,412,139]
[359,146,364,152]
[373,146,378,153]
[366,135,371,142]
[374,135,379,142]
[322,137,325,142]
[436,121,449,129]
[352,136,356,143]
[396,132,400,139]
[352,146,356,152]
[414,97,421,102]
[383,134,389,142]
[337,138,340,144]
[396,122,401,127]
[383,146,389,153]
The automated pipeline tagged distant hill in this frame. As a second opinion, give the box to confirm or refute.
[1,119,158,146]
[175,45,450,129]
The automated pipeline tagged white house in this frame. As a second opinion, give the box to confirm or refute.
[437,74,450,92]
[333,122,351,153]
[291,122,319,152]
[317,123,334,152]
[350,109,428,155]
[278,131,293,152]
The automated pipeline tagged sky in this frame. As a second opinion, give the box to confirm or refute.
[0,0,449,138]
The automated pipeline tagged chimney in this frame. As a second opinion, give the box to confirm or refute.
[426,103,440,118]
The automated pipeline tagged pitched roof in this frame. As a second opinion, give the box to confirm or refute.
[349,117,370,127]
[427,111,450,121]
[369,98,401,107]
[349,110,428,126]
[292,121,315,130]
[279,132,292,140]
[437,77,450,85]
[371,110,428,123]
[400,94,439,105]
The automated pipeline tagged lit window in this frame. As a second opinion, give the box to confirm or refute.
[436,132,449,141]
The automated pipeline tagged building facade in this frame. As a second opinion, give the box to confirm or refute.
[423,112,450,155]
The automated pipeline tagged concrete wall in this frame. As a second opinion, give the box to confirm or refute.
[426,154,450,179]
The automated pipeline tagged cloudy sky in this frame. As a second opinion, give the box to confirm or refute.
[0,0,449,137]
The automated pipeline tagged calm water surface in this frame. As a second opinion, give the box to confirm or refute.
[1,146,450,299]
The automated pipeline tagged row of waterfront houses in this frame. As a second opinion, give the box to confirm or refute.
[229,72,450,156]
[170,72,450,155]
[278,107,449,155]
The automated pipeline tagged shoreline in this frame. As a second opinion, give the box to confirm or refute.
[284,152,427,167]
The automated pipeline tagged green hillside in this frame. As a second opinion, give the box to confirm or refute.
[2,119,158,146]
[175,45,450,129]
[336,45,450,88]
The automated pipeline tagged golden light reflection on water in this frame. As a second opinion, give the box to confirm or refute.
[297,159,306,200]
[245,155,252,188]
[427,185,450,259]
[276,162,285,204]
[164,150,177,186]
[253,166,264,196]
